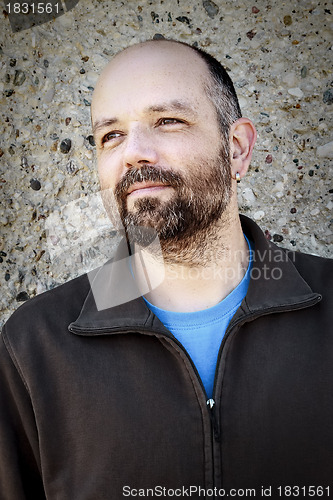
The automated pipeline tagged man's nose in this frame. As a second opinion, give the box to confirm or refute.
[122,127,159,169]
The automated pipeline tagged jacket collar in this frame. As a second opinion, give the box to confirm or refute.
[239,215,320,314]
[69,215,320,336]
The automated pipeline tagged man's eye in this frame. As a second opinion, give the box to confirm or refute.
[102,131,122,143]
[159,118,183,126]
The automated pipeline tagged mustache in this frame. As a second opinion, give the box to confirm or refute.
[114,165,183,199]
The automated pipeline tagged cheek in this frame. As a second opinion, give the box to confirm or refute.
[161,138,199,167]
[97,153,120,190]
[165,132,220,164]
[170,144,219,172]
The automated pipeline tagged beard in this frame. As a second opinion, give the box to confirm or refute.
[103,146,232,266]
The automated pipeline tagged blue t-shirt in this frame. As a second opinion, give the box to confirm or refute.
[144,237,253,398]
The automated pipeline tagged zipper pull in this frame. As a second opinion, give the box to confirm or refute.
[207,398,215,409]
[207,399,220,442]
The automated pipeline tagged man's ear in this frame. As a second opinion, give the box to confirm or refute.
[229,118,257,181]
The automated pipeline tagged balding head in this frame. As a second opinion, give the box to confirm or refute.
[96,39,208,82]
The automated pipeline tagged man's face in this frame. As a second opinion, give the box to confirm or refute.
[91,42,232,254]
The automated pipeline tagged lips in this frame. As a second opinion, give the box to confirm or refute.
[127,181,170,195]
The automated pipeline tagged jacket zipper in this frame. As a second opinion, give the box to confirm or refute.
[160,334,221,496]
[161,335,220,436]
[160,336,221,440]
[207,398,220,442]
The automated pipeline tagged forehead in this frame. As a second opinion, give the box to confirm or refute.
[91,42,210,122]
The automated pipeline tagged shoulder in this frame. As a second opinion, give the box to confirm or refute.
[286,249,333,292]
[2,273,90,348]
[282,250,333,316]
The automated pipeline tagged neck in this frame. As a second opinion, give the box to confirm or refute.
[131,212,250,313]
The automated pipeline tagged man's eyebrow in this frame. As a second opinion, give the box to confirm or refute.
[145,100,198,117]
[92,118,117,137]
[92,100,198,136]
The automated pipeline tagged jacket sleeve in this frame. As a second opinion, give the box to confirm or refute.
[0,328,45,500]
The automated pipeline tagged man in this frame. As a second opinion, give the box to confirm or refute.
[0,39,332,499]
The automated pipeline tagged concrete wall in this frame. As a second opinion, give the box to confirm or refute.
[0,0,332,325]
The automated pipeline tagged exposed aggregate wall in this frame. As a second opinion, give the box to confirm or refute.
[0,0,332,326]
